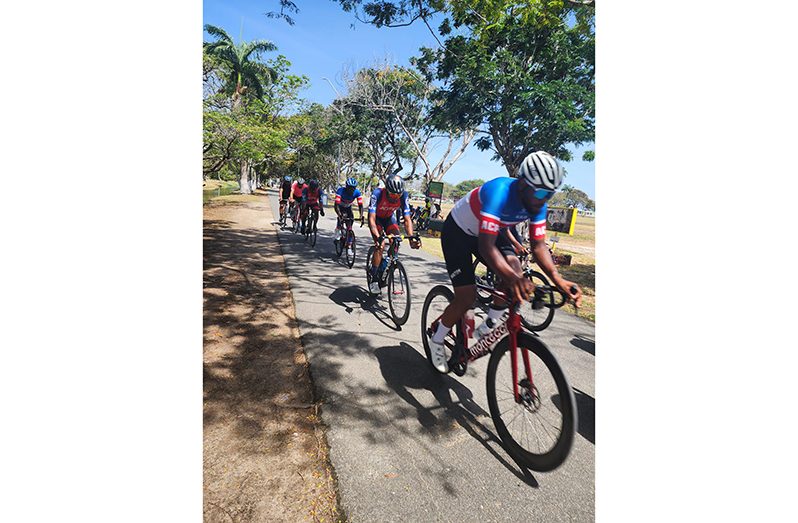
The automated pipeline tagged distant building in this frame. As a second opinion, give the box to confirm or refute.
[577,209,595,217]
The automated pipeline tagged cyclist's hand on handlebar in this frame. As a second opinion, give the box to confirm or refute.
[509,274,535,303]
[557,279,582,308]
[409,236,421,249]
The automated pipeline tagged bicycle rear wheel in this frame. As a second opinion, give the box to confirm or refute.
[420,285,463,375]
[486,332,576,471]
[387,261,411,325]
[345,230,356,268]
[520,270,555,332]
[310,216,318,247]
[472,259,495,305]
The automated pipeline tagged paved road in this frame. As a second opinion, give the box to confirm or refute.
[268,193,595,522]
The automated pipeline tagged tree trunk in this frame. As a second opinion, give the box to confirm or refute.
[239,159,252,194]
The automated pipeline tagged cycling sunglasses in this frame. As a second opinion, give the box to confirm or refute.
[530,187,555,200]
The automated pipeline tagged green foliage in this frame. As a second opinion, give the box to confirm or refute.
[449,178,485,199]
[203,24,279,107]
[413,5,594,175]
[331,0,595,176]
[203,27,308,182]
[549,184,595,210]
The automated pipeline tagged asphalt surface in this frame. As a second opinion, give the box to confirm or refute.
[268,192,595,522]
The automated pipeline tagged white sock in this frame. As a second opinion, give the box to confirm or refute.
[431,321,451,344]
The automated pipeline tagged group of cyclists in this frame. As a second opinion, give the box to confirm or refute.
[278,150,583,372]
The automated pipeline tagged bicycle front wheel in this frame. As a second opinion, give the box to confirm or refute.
[365,246,375,285]
[345,230,356,268]
[486,332,577,471]
[388,261,411,325]
[334,230,344,257]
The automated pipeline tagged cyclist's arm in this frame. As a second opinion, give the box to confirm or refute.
[478,232,517,283]
[367,190,381,241]
[530,239,580,301]
[368,211,380,241]
[503,227,526,255]
[403,214,415,237]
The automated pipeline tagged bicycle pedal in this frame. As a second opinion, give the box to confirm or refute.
[451,361,467,377]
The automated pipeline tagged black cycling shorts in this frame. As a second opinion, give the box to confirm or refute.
[337,205,354,222]
[441,215,516,288]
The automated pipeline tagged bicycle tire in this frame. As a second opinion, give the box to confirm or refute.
[334,230,344,257]
[420,285,463,375]
[310,221,317,247]
[345,230,356,268]
[520,270,556,332]
[388,261,411,325]
[472,259,495,305]
[486,332,577,471]
[365,246,375,285]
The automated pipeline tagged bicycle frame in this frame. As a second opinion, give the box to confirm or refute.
[447,285,530,404]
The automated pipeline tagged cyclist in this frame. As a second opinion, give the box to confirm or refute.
[279,175,292,221]
[300,179,325,235]
[426,151,583,372]
[334,177,365,252]
[367,175,421,295]
[420,197,432,220]
[288,177,306,220]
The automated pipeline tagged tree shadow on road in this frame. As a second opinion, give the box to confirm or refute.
[374,343,539,489]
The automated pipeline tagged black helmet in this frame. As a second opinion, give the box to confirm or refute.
[308,179,319,190]
[425,197,430,203]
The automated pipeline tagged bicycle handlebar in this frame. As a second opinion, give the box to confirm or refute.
[475,281,577,310]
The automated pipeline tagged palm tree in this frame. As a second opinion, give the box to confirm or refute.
[203,24,278,109]
[203,24,279,193]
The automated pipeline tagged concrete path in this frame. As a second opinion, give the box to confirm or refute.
[268,192,595,522]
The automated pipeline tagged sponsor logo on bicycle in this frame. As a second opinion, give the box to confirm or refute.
[468,319,508,359]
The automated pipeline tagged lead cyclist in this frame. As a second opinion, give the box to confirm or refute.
[426,151,583,373]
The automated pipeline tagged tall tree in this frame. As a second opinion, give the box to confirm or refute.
[413,5,594,176]
[204,24,281,193]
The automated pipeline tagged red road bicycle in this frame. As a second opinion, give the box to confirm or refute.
[420,281,577,471]
[334,216,362,269]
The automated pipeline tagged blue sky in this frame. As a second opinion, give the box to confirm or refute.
[204,0,595,198]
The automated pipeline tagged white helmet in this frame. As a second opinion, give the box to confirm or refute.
[518,151,564,192]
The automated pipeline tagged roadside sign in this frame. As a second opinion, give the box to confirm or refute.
[547,207,577,235]
[427,181,444,200]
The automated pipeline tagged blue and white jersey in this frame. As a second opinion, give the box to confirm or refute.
[449,177,548,240]
[334,186,363,208]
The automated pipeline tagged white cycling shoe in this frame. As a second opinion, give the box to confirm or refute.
[428,339,449,373]
[369,281,381,295]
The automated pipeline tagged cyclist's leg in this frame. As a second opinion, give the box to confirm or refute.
[487,232,522,308]
[343,207,354,231]
[436,215,479,331]
[371,219,386,272]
